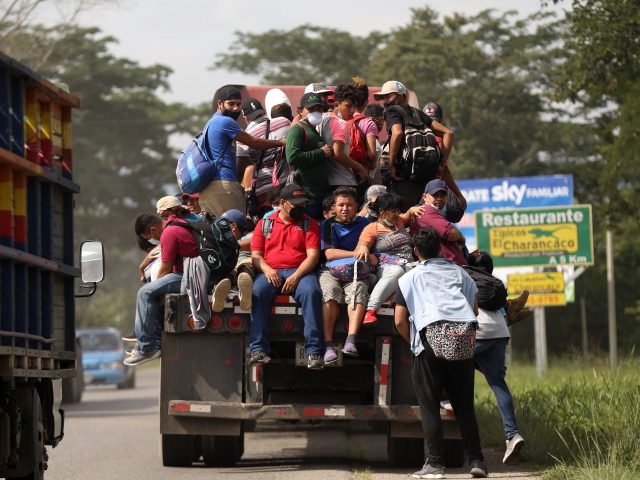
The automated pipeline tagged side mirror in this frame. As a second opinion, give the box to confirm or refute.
[80,240,105,283]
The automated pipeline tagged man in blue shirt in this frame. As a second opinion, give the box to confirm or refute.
[394,227,487,479]
[319,186,372,363]
[199,86,285,216]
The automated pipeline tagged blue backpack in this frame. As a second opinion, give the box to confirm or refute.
[176,118,227,194]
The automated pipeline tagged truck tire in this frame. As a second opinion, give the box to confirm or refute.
[387,435,424,468]
[201,432,244,467]
[444,438,465,468]
[14,389,47,480]
[161,434,194,467]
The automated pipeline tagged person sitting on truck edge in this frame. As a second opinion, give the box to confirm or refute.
[375,80,454,208]
[198,85,285,217]
[248,183,325,370]
[355,193,424,326]
[126,212,199,366]
[285,93,333,220]
[211,209,255,312]
[319,187,372,364]
[410,179,467,266]
[394,227,488,479]
[465,250,527,464]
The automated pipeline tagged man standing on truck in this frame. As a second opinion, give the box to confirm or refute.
[198,86,285,216]
[128,212,199,365]
[248,183,325,370]
[394,227,488,479]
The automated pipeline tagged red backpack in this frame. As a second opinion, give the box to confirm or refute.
[347,113,368,167]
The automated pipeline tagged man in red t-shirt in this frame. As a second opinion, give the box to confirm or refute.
[248,184,324,370]
[410,179,467,265]
[127,213,199,366]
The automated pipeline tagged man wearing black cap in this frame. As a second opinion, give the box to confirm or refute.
[237,97,292,217]
[198,86,286,217]
[249,183,324,370]
[410,179,467,265]
[285,92,334,220]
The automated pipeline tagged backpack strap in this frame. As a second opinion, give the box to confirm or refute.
[254,118,271,173]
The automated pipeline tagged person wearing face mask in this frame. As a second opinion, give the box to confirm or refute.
[198,86,285,217]
[355,193,424,325]
[285,93,334,220]
[410,179,467,265]
[374,81,454,209]
[248,184,325,370]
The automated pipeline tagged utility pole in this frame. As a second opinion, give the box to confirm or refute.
[534,307,547,378]
[580,296,588,361]
[606,228,617,370]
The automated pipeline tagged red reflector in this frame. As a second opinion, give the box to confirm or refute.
[227,315,244,332]
[209,315,224,331]
[282,320,294,332]
[303,408,324,417]
[171,403,190,412]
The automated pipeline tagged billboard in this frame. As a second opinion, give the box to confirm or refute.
[507,272,566,307]
[475,205,594,267]
[457,175,573,250]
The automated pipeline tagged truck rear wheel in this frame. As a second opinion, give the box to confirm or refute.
[14,389,47,480]
[201,432,244,467]
[161,434,194,467]
[387,435,424,468]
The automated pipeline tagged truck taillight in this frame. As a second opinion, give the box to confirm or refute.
[282,320,294,333]
[227,315,245,332]
[209,315,224,331]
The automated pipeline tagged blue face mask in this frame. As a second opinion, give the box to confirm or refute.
[148,238,160,246]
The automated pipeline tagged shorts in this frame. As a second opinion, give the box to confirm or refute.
[318,269,368,305]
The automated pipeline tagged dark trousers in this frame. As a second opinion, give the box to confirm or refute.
[411,339,484,467]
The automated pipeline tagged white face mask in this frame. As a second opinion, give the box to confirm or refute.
[382,218,395,228]
[306,111,323,126]
[148,238,160,246]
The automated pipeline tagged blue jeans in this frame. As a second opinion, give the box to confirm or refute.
[249,269,323,356]
[474,338,519,439]
[134,273,182,353]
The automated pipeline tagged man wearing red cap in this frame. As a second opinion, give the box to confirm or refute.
[181,193,202,215]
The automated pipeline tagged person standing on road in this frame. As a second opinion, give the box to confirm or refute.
[465,250,526,464]
[394,227,488,479]
[198,86,285,216]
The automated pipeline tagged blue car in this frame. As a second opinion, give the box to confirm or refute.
[78,327,135,389]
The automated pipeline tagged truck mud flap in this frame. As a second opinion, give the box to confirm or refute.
[167,401,456,423]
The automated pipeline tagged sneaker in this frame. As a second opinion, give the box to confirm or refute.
[212,278,232,312]
[237,272,253,311]
[363,309,378,325]
[307,354,324,370]
[125,348,135,356]
[341,341,359,357]
[323,347,338,365]
[411,462,444,479]
[122,332,137,343]
[503,432,525,464]
[469,459,488,478]
[123,348,161,366]
[248,350,270,366]
[507,290,529,319]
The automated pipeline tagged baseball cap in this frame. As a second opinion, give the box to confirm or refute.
[304,82,332,95]
[221,209,248,231]
[424,179,449,195]
[423,102,443,121]
[181,193,200,200]
[365,184,388,202]
[280,183,309,205]
[156,195,183,214]
[299,92,323,109]
[242,97,266,121]
[217,85,242,101]
[373,80,407,100]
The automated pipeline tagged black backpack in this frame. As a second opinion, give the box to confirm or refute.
[388,105,441,184]
[463,265,508,312]
[168,214,239,284]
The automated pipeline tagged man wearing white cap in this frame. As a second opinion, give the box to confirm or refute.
[304,82,333,112]
[374,81,454,208]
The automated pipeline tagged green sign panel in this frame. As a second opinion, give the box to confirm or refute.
[475,205,594,267]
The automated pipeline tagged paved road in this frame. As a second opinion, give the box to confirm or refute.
[45,365,540,480]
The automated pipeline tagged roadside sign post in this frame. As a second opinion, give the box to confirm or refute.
[476,205,594,376]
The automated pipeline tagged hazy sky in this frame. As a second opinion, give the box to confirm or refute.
[64,0,565,106]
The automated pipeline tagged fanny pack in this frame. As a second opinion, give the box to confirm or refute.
[422,321,477,361]
[325,258,371,283]
[377,253,408,266]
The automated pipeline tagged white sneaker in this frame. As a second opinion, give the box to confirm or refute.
[237,272,253,311]
[212,278,231,312]
[503,432,525,463]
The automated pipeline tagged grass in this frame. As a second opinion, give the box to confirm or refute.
[474,355,640,479]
